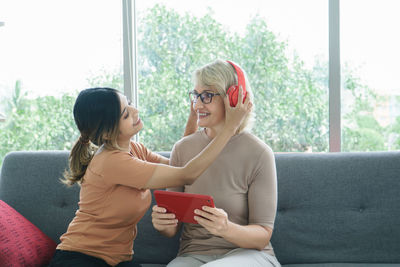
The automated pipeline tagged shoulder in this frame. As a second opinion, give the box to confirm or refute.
[171,130,207,165]
[237,131,273,156]
[90,148,130,173]
[173,130,204,149]
[232,132,275,168]
[98,149,131,163]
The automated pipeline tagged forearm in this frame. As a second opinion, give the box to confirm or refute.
[145,129,233,189]
[183,113,197,137]
[183,127,234,179]
[221,222,272,251]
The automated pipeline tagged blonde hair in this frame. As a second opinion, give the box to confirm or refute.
[193,59,255,133]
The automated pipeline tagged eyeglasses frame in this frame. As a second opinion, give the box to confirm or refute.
[189,90,221,104]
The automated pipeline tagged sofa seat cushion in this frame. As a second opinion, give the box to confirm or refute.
[0,200,57,266]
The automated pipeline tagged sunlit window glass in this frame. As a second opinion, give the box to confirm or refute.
[341,0,400,151]
[136,0,329,152]
[0,0,122,165]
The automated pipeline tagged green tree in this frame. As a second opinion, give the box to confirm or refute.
[236,17,328,152]
[341,67,385,151]
[386,96,400,150]
[136,5,329,152]
[1,4,393,167]
[137,5,234,151]
[0,81,77,165]
[86,68,124,92]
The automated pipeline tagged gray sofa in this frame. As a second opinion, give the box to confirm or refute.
[1,150,400,267]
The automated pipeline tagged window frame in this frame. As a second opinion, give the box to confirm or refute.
[123,0,342,151]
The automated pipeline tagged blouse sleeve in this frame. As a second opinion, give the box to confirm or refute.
[102,150,158,189]
[141,143,162,163]
[248,147,278,229]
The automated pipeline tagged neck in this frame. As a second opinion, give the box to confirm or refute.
[117,138,131,152]
[205,125,224,139]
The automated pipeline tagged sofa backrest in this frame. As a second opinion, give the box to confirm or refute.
[271,152,400,264]
[0,151,180,265]
[1,151,400,265]
[0,151,79,246]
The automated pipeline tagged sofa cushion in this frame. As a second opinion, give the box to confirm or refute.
[0,200,57,266]
[0,151,80,243]
[271,152,400,265]
[134,189,181,264]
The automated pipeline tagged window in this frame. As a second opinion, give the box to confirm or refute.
[0,0,122,165]
[136,0,329,152]
[341,0,400,151]
[1,0,398,167]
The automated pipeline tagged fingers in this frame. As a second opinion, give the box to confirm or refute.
[238,86,251,111]
[247,100,253,112]
[151,206,178,229]
[223,92,231,109]
[151,205,176,220]
[153,217,178,226]
[152,206,175,218]
[152,212,176,220]
[194,207,225,220]
[200,206,220,215]
[237,85,244,105]
[194,207,229,236]
[224,86,251,110]
[152,205,166,213]
[242,86,250,106]
[194,208,216,221]
[194,215,214,228]
[190,100,196,113]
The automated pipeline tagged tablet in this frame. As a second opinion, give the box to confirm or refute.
[153,190,215,224]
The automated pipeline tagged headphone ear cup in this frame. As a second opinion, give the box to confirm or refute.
[227,85,248,107]
[227,85,238,107]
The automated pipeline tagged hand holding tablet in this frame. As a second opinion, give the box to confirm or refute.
[153,190,215,224]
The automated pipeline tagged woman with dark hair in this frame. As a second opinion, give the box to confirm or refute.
[48,87,251,267]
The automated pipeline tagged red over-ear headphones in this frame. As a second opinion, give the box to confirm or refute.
[226,60,247,107]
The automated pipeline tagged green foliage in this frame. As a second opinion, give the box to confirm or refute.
[136,5,329,152]
[1,4,398,167]
[86,68,124,92]
[136,5,234,150]
[238,17,329,152]
[390,117,400,149]
[0,81,78,165]
[341,67,386,151]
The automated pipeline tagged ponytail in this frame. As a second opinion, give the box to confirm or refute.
[62,136,98,186]
[63,87,122,185]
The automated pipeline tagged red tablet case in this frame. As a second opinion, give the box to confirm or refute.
[153,190,215,224]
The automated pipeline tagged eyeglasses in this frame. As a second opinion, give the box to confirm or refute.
[189,91,221,104]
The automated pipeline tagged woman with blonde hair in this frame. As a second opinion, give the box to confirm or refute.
[152,60,280,267]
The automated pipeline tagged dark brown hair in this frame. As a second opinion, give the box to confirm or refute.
[63,87,122,186]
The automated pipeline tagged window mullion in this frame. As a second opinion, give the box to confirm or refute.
[329,0,341,152]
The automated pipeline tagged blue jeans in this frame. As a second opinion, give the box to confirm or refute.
[48,250,142,267]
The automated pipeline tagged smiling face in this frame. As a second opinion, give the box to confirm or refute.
[193,85,225,138]
[117,93,143,144]
[192,59,254,136]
